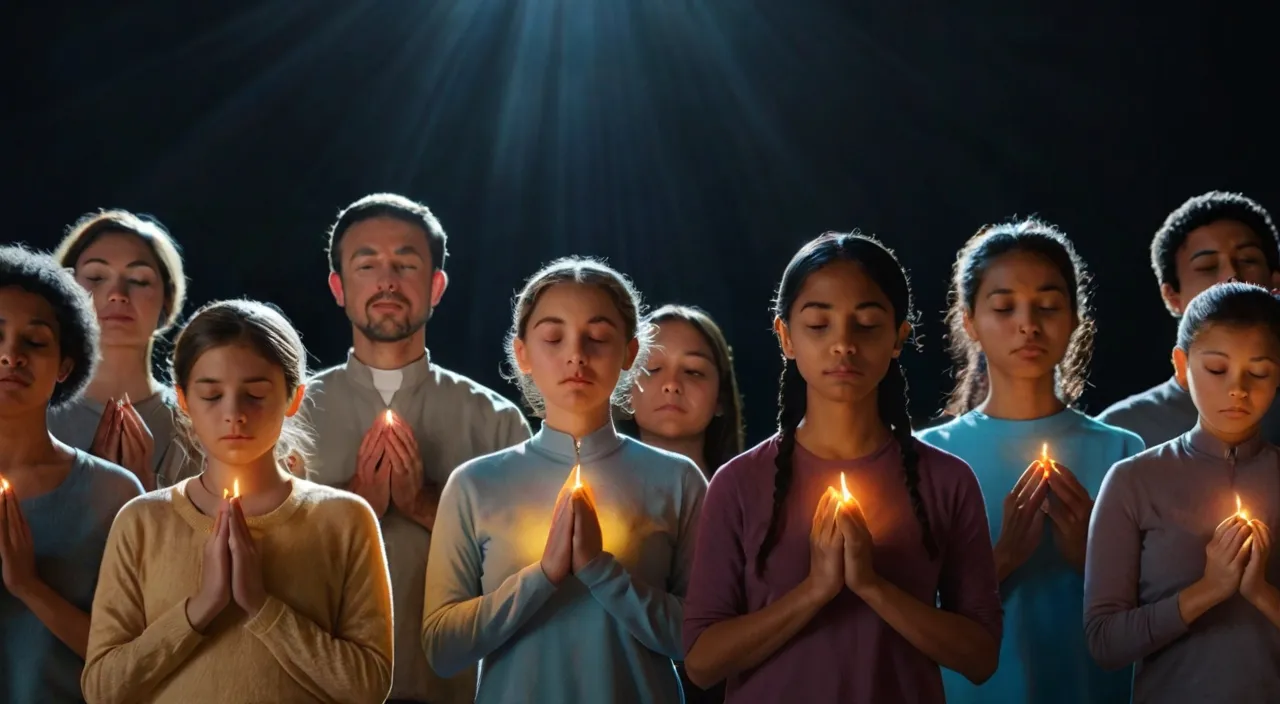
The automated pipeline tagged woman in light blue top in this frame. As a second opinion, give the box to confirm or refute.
[0,245,144,704]
[422,257,708,704]
[916,219,1144,704]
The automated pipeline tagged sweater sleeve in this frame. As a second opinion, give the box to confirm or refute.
[246,497,393,703]
[935,459,1003,641]
[574,462,707,659]
[421,467,559,677]
[81,503,206,704]
[1084,460,1188,669]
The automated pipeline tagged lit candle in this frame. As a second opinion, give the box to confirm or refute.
[0,477,8,492]
[573,464,583,491]
[1236,493,1250,521]
[1040,443,1052,477]
[839,471,853,504]
[223,479,241,500]
[384,409,393,425]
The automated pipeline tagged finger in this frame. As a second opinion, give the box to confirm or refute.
[387,419,418,449]
[1215,514,1239,540]
[212,505,223,536]
[1045,497,1072,529]
[4,490,20,550]
[812,491,833,536]
[1235,534,1255,567]
[383,429,414,473]
[1048,467,1093,508]
[90,399,115,449]
[1010,461,1040,498]
[1226,520,1253,554]
[0,490,8,551]
[1021,471,1051,514]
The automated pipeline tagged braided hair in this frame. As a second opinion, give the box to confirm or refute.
[756,232,936,576]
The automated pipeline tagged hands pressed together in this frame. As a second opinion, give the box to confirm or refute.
[90,395,156,491]
[805,487,880,604]
[1198,511,1274,613]
[347,412,440,528]
[540,476,604,586]
[0,481,40,600]
[995,457,1094,579]
[186,496,268,633]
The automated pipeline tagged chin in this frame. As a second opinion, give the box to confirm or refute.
[550,391,612,415]
[205,446,274,467]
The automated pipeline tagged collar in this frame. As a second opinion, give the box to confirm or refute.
[1184,421,1268,462]
[529,421,624,464]
[343,349,433,392]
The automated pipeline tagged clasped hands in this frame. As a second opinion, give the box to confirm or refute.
[995,457,1093,577]
[540,475,604,586]
[805,487,879,603]
[1199,511,1274,611]
[186,495,268,633]
[90,395,156,490]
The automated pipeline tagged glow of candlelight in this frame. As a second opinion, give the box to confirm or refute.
[573,464,582,490]
[1236,493,1249,521]
[1040,443,1051,477]
[223,479,241,500]
[839,471,853,504]
[0,478,8,492]
[384,409,393,425]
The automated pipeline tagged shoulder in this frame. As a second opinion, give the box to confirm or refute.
[1097,381,1173,421]
[709,436,780,491]
[910,438,979,485]
[111,487,181,538]
[914,414,975,448]
[289,479,381,527]
[303,362,348,391]
[428,364,524,419]
[1066,409,1146,452]
[446,441,533,488]
[618,436,704,479]
[75,451,145,501]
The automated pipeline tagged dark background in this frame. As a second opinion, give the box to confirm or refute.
[5,2,1278,444]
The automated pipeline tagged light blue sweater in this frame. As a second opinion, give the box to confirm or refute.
[422,422,707,704]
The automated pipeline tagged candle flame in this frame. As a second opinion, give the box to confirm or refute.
[384,409,393,424]
[223,479,241,500]
[1040,443,1051,477]
[0,478,8,492]
[839,472,853,504]
[1236,493,1249,521]
[573,464,582,490]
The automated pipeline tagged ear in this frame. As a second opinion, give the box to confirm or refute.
[175,386,189,414]
[285,384,306,417]
[961,308,979,342]
[1171,346,1189,390]
[773,317,795,359]
[893,321,911,359]
[429,269,449,309]
[1160,282,1184,316]
[623,337,640,371]
[57,358,74,384]
[328,272,345,307]
[512,337,533,375]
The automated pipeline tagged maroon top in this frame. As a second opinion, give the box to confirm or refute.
[682,435,1002,703]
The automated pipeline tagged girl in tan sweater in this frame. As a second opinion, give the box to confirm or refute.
[81,299,394,704]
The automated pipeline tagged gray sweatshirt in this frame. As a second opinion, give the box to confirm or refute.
[297,350,531,703]
[422,422,707,704]
[1084,424,1280,703]
[1098,376,1280,449]
[47,391,196,487]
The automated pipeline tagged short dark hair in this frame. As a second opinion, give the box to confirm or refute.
[1150,191,1280,296]
[1176,281,1280,352]
[0,245,100,410]
[326,193,448,275]
[54,209,187,332]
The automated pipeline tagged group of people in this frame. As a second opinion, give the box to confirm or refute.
[0,189,1277,703]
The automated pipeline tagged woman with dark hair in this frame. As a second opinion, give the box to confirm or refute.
[621,304,745,476]
[917,219,1144,704]
[682,232,1001,702]
[0,245,143,703]
[50,209,195,490]
[1086,282,1280,703]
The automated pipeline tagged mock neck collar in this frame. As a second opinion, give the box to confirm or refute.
[530,421,624,464]
[343,348,432,392]
[1185,421,1267,462]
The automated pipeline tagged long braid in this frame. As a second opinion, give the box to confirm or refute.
[879,358,938,558]
[756,358,806,576]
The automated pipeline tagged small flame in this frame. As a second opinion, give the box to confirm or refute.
[573,464,582,490]
[223,479,241,500]
[1041,443,1051,477]
[0,478,8,492]
[384,409,394,425]
[839,472,853,504]
[1236,493,1249,521]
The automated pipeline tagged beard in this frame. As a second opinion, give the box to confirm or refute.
[353,294,431,343]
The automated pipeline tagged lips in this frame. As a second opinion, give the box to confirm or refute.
[221,434,253,441]
[1013,344,1047,358]
[0,375,31,388]
[654,403,685,413]
[824,366,862,377]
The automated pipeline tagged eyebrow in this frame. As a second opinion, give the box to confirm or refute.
[349,245,424,261]
[532,315,619,329]
[0,316,56,332]
[797,301,887,312]
[82,258,157,270]
[1200,350,1276,362]
[192,376,274,384]
[1189,242,1263,261]
[986,284,1067,297]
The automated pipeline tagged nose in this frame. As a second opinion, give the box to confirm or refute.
[831,324,858,356]
[566,337,587,366]
[223,398,250,428]
[661,377,682,395]
[1017,308,1043,336]
[0,340,26,369]
[1228,375,1249,399]
[1220,261,1241,283]
[107,280,129,303]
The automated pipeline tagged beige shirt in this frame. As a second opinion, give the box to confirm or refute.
[297,350,532,703]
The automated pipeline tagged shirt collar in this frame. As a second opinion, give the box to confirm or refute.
[529,421,624,464]
[343,348,432,392]
[1185,420,1268,462]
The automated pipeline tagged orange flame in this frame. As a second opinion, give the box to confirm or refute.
[0,477,8,492]
[573,464,583,490]
[384,409,394,425]
[839,472,853,504]
[1041,443,1051,477]
[1237,493,1249,521]
[223,478,241,500]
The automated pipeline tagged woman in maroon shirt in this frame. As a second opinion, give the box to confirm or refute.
[682,232,1002,703]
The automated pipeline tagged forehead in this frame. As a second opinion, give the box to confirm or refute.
[1192,322,1280,357]
[190,343,282,379]
[793,260,891,311]
[976,250,1068,294]
[76,231,159,268]
[1179,220,1266,257]
[653,319,714,358]
[0,285,59,331]
[341,217,432,257]
[532,282,623,322]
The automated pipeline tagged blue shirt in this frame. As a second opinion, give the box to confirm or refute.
[0,449,144,703]
[916,408,1144,704]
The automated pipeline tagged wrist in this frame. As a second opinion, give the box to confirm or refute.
[799,576,837,607]
[186,594,217,633]
[852,574,887,605]
[1244,581,1278,608]
[10,577,45,605]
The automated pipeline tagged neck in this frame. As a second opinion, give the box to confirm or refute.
[796,392,891,460]
[200,450,291,497]
[638,430,707,473]
[0,411,60,473]
[977,370,1065,420]
[351,329,427,371]
[1200,418,1260,447]
[544,404,613,442]
[85,342,160,404]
